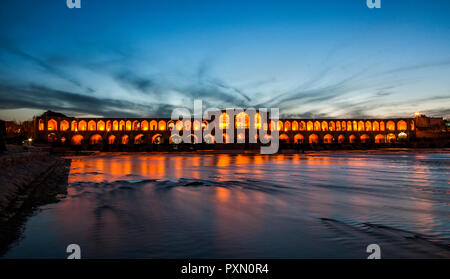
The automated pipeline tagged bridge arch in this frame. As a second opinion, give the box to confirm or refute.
[152,134,163,144]
[158,120,166,131]
[321,121,328,131]
[79,120,87,131]
[397,120,407,131]
[108,135,116,145]
[365,121,372,132]
[360,134,370,144]
[329,121,335,131]
[349,134,356,143]
[71,134,83,145]
[48,133,57,142]
[39,119,45,131]
[284,121,291,131]
[121,135,129,145]
[375,134,385,144]
[386,133,396,143]
[150,120,157,131]
[97,120,105,131]
[314,121,321,131]
[132,120,140,131]
[358,121,364,131]
[294,134,304,144]
[324,134,333,144]
[292,121,298,131]
[373,121,379,131]
[134,134,145,144]
[48,119,58,131]
[386,121,395,131]
[71,120,77,131]
[141,120,149,131]
[309,134,319,144]
[279,133,289,143]
[126,121,132,131]
[88,120,96,131]
[90,134,103,145]
[112,120,118,131]
[60,120,69,131]
[338,135,345,143]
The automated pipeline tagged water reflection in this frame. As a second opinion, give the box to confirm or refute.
[3,152,450,258]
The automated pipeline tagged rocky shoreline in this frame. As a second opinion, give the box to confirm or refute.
[0,145,71,255]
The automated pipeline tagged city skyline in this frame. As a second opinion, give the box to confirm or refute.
[1,0,450,122]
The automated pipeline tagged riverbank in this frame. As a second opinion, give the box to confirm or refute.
[0,145,71,255]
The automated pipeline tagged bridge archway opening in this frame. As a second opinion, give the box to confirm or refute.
[126,121,132,131]
[280,133,289,143]
[284,121,291,132]
[90,134,103,145]
[292,121,298,131]
[88,120,96,131]
[397,120,407,131]
[135,134,145,144]
[360,134,370,144]
[97,120,105,131]
[294,134,304,144]
[375,134,385,144]
[60,120,69,131]
[167,120,175,131]
[398,132,408,141]
[299,121,306,131]
[329,121,335,131]
[158,120,166,131]
[309,134,319,144]
[48,133,57,142]
[122,135,130,145]
[373,121,379,131]
[365,121,372,132]
[321,121,328,132]
[324,134,333,144]
[48,119,57,131]
[39,119,45,131]
[338,135,345,143]
[386,133,396,143]
[71,135,83,145]
[386,121,395,131]
[152,134,163,144]
[132,120,140,131]
[349,135,356,144]
[150,120,157,131]
[108,135,116,145]
[141,120,149,131]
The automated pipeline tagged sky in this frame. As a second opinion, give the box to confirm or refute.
[0,0,449,121]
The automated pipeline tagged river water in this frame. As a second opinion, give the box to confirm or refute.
[3,151,450,258]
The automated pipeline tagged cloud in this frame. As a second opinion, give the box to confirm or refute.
[0,83,183,118]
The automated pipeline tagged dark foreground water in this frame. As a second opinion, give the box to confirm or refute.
[3,151,450,258]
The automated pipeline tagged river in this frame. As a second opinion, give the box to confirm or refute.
[3,151,449,258]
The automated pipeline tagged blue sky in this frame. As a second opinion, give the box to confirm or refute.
[0,0,449,121]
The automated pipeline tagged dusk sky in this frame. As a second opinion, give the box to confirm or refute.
[0,0,449,121]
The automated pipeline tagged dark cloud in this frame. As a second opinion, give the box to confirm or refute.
[0,83,183,118]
